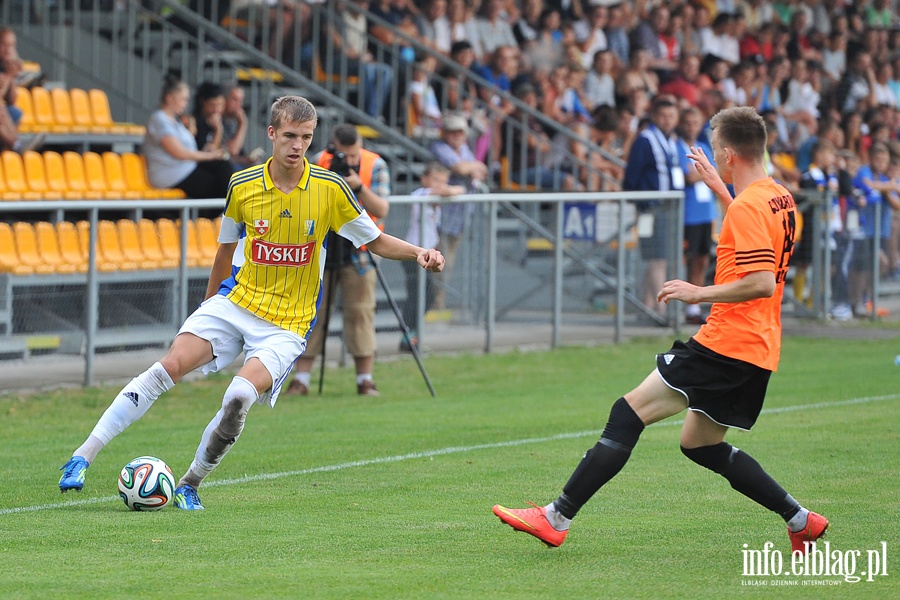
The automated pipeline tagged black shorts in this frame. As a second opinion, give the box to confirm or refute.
[683,222,713,258]
[792,208,814,266]
[656,338,771,431]
[847,238,874,272]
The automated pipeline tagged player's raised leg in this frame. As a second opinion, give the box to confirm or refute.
[493,371,685,546]
[59,333,213,493]
[679,410,829,555]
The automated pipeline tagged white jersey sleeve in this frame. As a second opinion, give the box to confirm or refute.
[336,211,381,248]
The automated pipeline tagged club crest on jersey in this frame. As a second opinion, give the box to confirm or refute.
[254,219,270,235]
[305,220,315,235]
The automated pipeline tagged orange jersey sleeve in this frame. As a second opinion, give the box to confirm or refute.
[693,178,797,371]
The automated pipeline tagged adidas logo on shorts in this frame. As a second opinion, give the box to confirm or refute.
[663,354,674,365]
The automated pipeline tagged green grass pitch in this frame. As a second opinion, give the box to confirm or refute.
[1,336,898,599]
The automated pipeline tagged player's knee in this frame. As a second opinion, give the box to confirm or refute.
[681,442,735,474]
[599,397,645,451]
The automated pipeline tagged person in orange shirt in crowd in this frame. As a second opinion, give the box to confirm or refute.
[492,106,829,557]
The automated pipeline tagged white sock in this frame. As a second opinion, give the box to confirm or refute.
[787,508,810,533]
[294,371,311,387]
[545,502,572,532]
[180,376,258,489]
[86,362,174,454]
[356,373,373,385]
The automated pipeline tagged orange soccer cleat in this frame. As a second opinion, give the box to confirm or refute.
[492,502,568,548]
[788,511,829,555]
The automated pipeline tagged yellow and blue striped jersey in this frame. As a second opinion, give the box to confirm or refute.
[218,157,381,337]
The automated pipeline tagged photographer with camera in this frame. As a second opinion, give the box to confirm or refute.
[287,124,391,396]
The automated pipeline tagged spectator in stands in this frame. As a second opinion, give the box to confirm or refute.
[586,104,623,190]
[623,96,684,324]
[434,40,478,117]
[430,114,488,311]
[446,0,483,61]
[822,30,848,85]
[409,54,443,135]
[513,0,544,48]
[676,105,717,325]
[578,3,609,70]
[401,161,465,351]
[660,53,703,108]
[289,124,392,397]
[0,30,21,152]
[221,84,263,168]
[701,12,740,66]
[369,0,424,64]
[615,49,658,105]
[143,74,233,199]
[416,0,452,55]
[848,142,900,316]
[604,1,630,68]
[475,0,519,58]
[836,49,872,115]
[318,0,394,120]
[584,48,616,110]
[192,81,226,154]
[227,0,303,61]
[630,5,678,77]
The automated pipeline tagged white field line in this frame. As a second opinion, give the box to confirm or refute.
[3,393,897,516]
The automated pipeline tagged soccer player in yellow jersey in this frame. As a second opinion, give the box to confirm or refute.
[493,106,829,555]
[58,96,444,509]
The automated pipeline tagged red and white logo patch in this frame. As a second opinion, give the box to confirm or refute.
[254,219,269,235]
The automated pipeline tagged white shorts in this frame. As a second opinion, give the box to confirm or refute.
[178,294,305,407]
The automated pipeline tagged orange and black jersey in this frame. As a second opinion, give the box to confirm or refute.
[693,177,796,371]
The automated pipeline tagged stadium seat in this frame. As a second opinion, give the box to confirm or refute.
[76,220,117,272]
[88,89,145,135]
[0,222,34,274]
[499,156,537,192]
[186,220,211,267]
[42,151,80,200]
[68,88,95,131]
[101,152,142,199]
[14,86,37,133]
[0,160,20,201]
[97,219,139,270]
[34,221,77,274]
[137,218,177,269]
[81,151,119,199]
[194,217,219,263]
[116,219,157,269]
[22,150,62,199]
[120,152,186,199]
[12,222,54,274]
[50,88,89,134]
[62,152,104,200]
[157,218,199,268]
[2,151,43,200]
[56,220,88,272]
[29,86,63,132]
[314,56,359,86]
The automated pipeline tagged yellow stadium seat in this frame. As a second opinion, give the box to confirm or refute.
[56,221,88,272]
[68,88,96,132]
[12,222,54,273]
[137,218,177,269]
[50,88,88,134]
[194,217,219,263]
[97,220,139,270]
[77,220,117,272]
[30,86,66,133]
[22,150,62,199]
[34,221,77,274]
[102,152,142,199]
[185,220,209,267]
[82,151,119,199]
[14,86,37,133]
[499,156,537,192]
[120,152,186,199]
[43,151,80,200]
[0,222,34,274]
[2,151,43,200]
[157,218,199,268]
[0,159,20,201]
[88,89,145,135]
[62,152,104,200]
[116,219,157,269]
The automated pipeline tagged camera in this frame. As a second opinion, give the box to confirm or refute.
[326,145,351,177]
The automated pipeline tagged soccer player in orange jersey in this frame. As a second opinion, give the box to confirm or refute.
[493,106,829,555]
[58,96,444,509]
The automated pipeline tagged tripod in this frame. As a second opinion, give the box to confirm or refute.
[315,249,437,398]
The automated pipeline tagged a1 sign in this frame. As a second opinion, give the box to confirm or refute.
[563,202,597,240]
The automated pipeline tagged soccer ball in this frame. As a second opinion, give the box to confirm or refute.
[117,456,176,511]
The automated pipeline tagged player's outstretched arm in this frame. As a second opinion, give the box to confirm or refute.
[657,270,775,305]
[365,233,445,272]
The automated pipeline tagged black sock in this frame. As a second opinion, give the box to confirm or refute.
[554,398,645,519]
[681,443,800,519]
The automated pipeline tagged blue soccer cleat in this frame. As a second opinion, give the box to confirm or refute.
[173,484,205,510]
[59,456,90,492]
